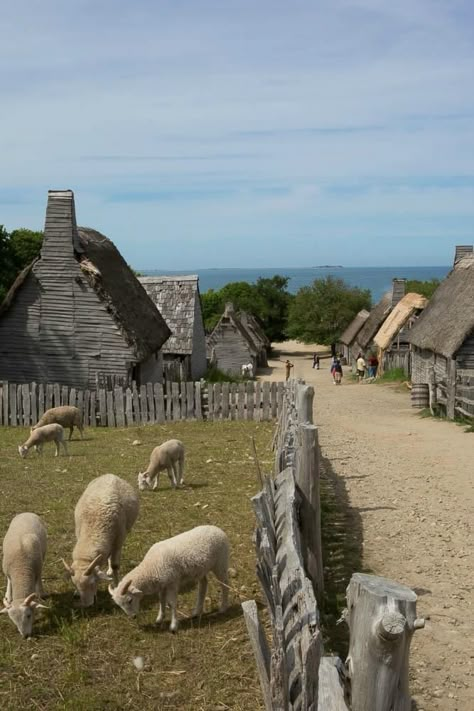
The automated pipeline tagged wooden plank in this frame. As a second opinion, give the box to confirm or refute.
[83,390,90,427]
[77,389,84,421]
[207,383,214,421]
[237,383,246,420]
[195,381,203,420]
[89,390,97,427]
[179,380,187,420]
[172,382,180,421]
[221,382,230,420]
[255,381,261,421]
[241,601,272,711]
[2,381,8,426]
[146,382,155,423]
[277,382,284,415]
[62,385,69,406]
[229,383,236,420]
[140,385,148,424]
[132,385,140,424]
[154,383,165,423]
[186,381,195,419]
[246,381,255,420]
[270,382,278,419]
[38,383,45,420]
[318,658,349,711]
[262,382,271,421]
[106,390,116,427]
[22,384,31,426]
[10,384,17,426]
[165,382,172,421]
[53,383,61,408]
[115,386,125,427]
[125,388,133,426]
[296,383,314,424]
[99,388,107,427]
[17,385,22,425]
[69,388,77,408]
[213,383,222,420]
[0,384,3,426]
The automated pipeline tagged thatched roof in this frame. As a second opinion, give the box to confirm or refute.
[239,311,271,350]
[139,275,201,355]
[339,309,370,346]
[407,256,474,357]
[374,293,428,350]
[77,228,171,359]
[355,292,393,350]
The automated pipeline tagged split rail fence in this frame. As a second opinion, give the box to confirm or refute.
[0,380,284,427]
[243,380,425,710]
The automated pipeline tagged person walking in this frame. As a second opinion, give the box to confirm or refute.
[285,359,294,381]
[330,356,338,384]
[313,353,320,369]
[356,353,366,382]
[334,358,343,385]
[368,354,379,379]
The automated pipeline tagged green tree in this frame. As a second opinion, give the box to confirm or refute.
[0,227,43,303]
[0,225,14,302]
[287,276,371,345]
[405,278,440,300]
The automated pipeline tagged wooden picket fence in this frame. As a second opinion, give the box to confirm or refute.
[0,380,284,427]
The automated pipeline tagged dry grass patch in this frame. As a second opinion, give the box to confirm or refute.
[0,420,273,710]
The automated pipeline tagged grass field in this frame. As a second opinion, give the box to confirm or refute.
[0,420,273,711]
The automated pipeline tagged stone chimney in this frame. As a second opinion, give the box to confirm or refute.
[454,245,473,266]
[391,278,406,307]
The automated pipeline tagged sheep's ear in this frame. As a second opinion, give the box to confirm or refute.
[84,555,102,576]
[95,568,113,582]
[31,601,49,610]
[108,584,116,596]
[130,585,144,596]
[23,593,37,607]
[0,606,10,614]
[61,558,73,575]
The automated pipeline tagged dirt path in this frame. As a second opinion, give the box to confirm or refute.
[259,341,473,711]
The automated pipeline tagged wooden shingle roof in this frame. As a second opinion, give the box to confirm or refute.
[139,275,200,355]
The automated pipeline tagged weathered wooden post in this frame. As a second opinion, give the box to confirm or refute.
[346,573,425,711]
[241,600,272,711]
[296,383,314,424]
[295,423,324,601]
[446,358,457,419]
[428,366,437,415]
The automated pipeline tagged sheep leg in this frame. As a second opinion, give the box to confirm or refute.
[214,565,229,612]
[178,456,185,486]
[108,542,123,584]
[167,586,179,632]
[167,466,177,489]
[4,577,12,604]
[69,426,73,441]
[36,444,43,455]
[62,440,69,456]
[54,441,60,457]
[79,424,84,439]
[192,576,208,617]
[155,589,167,624]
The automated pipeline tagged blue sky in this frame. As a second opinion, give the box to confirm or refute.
[1,0,473,268]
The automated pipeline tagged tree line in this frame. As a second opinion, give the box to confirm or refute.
[0,226,43,302]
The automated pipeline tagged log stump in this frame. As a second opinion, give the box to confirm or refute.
[346,573,425,711]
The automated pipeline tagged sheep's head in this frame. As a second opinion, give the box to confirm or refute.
[0,594,48,638]
[137,471,152,491]
[18,445,29,458]
[62,556,112,607]
[109,579,143,617]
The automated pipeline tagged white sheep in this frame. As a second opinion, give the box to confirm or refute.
[1,513,48,637]
[137,439,185,491]
[18,423,68,458]
[32,405,84,441]
[62,474,139,607]
[109,525,229,632]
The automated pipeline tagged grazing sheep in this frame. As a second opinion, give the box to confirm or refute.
[137,439,185,491]
[1,513,48,637]
[18,423,68,458]
[32,406,83,441]
[63,474,139,607]
[109,525,229,632]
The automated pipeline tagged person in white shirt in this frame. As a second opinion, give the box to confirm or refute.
[356,353,366,382]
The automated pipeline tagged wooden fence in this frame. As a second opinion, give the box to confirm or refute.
[430,371,474,420]
[243,380,425,710]
[0,380,284,427]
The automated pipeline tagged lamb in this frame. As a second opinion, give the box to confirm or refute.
[137,439,185,491]
[18,423,68,458]
[32,405,84,441]
[62,474,139,607]
[109,525,229,632]
[1,513,48,637]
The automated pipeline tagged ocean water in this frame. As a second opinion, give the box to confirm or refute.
[142,266,450,302]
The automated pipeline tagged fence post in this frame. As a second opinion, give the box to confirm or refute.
[241,600,272,711]
[296,383,314,424]
[346,573,424,711]
[446,358,457,419]
[295,423,324,601]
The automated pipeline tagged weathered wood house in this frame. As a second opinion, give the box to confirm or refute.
[0,190,170,388]
[207,303,259,375]
[351,279,407,364]
[373,293,428,375]
[408,248,474,417]
[338,309,370,364]
[239,311,270,366]
[138,275,207,381]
